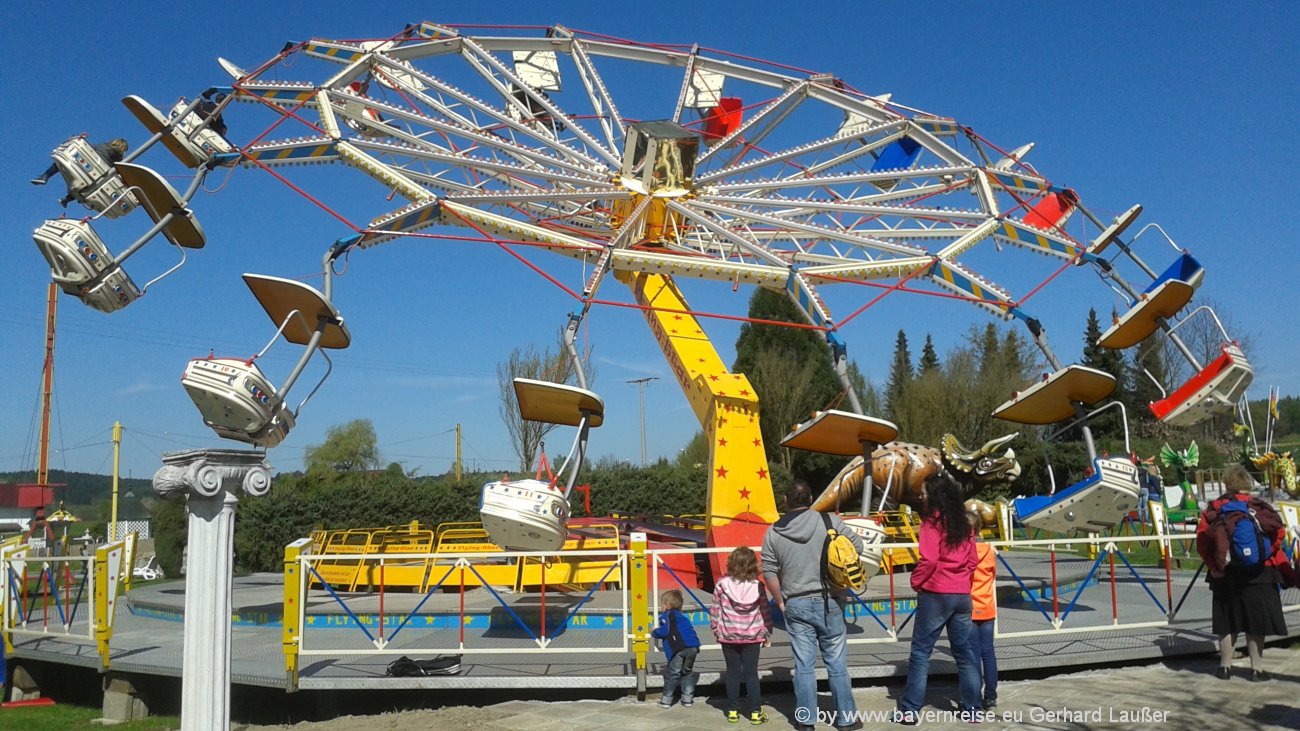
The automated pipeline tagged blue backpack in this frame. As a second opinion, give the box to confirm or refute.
[1218,499,1269,568]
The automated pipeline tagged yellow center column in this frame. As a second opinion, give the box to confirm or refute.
[618,271,778,566]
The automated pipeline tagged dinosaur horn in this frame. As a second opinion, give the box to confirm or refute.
[978,432,1020,456]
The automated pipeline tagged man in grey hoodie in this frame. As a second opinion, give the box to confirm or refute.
[762,479,865,731]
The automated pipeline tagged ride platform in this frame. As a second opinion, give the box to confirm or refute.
[12,550,1296,695]
[513,379,604,428]
[115,163,205,249]
[1085,204,1142,257]
[1097,279,1194,350]
[993,365,1116,425]
[780,410,898,456]
[244,274,350,349]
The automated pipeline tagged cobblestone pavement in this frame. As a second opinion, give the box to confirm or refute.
[243,643,1299,730]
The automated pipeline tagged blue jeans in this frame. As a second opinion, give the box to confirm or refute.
[662,646,697,703]
[784,595,856,726]
[899,591,981,714]
[968,618,997,704]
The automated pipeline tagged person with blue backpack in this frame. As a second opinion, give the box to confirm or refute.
[1195,465,1289,681]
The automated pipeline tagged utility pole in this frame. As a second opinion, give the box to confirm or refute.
[626,377,658,466]
[110,422,122,541]
[455,424,463,480]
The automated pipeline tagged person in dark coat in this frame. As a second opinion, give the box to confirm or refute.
[1195,465,1288,681]
[32,138,128,186]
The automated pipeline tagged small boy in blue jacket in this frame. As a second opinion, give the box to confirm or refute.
[651,589,702,707]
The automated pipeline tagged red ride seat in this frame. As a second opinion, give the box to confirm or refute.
[703,97,743,141]
[1150,345,1253,426]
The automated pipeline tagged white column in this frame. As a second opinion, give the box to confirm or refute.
[154,449,270,731]
[181,490,238,730]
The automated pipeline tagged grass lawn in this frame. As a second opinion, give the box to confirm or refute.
[0,702,178,730]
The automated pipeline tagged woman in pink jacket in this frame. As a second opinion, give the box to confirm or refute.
[895,473,982,725]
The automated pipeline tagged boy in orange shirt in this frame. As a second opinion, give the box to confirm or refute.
[968,514,998,709]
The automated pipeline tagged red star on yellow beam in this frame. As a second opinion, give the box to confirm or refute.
[757,469,768,479]
[739,487,751,500]
[716,466,729,478]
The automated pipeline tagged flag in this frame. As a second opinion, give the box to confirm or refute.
[1270,387,1280,421]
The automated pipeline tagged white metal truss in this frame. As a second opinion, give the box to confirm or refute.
[226,24,1109,325]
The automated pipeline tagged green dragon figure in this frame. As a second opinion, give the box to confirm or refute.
[1158,441,1201,517]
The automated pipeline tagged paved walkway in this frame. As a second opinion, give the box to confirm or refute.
[242,642,1300,730]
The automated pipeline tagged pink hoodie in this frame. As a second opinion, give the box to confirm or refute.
[710,575,773,644]
[910,513,977,594]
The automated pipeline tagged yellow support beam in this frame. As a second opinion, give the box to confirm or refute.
[617,271,778,550]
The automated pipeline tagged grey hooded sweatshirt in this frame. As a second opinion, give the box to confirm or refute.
[761,508,865,599]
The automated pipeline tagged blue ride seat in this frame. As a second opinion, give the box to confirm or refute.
[1141,252,1203,295]
[1014,458,1140,534]
[871,137,922,172]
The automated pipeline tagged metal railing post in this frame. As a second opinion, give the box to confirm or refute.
[93,545,111,669]
[629,532,650,700]
[282,538,311,691]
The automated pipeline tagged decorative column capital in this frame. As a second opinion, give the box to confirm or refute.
[153,448,272,500]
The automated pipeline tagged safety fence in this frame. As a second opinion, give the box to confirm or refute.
[1,533,137,668]
[283,524,1300,690]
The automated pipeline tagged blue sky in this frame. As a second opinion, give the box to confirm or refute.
[2,2,1296,482]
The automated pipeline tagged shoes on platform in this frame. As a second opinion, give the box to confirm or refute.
[1250,669,1270,682]
[1215,666,1232,680]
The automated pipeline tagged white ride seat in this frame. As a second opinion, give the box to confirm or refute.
[181,274,348,449]
[123,95,233,168]
[32,162,206,313]
[50,137,137,218]
[479,479,570,552]
[479,378,603,551]
[182,357,297,448]
[32,218,141,312]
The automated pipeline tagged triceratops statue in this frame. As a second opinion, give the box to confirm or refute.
[813,433,1020,513]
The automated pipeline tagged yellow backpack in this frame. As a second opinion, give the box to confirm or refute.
[820,512,866,591]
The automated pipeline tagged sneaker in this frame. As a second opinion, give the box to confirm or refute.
[750,710,769,725]
[835,722,864,731]
[983,699,997,710]
[31,178,47,186]
[681,699,694,707]
[727,710,740,723]
[658,698,673,708]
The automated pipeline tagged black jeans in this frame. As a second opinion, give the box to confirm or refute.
[721,641,763,714]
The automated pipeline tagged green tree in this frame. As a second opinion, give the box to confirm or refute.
[918,334,940,376]
[304,419,380,474]
[1080,309,1128,438]
[885,330,914,428]
[732,288,850,487]
[1130,332,1168,438]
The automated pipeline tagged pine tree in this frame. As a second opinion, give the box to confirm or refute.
[886,330,914,425]
[1130,333,1168,437]
[1080,309,1129,438]
[919,334,940,375]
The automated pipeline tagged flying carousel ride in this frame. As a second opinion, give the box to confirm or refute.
[30,22,1253,559]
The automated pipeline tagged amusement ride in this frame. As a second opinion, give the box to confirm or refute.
[30,22,1256,575]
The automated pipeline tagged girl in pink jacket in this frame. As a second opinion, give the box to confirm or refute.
[711,546,773,725]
